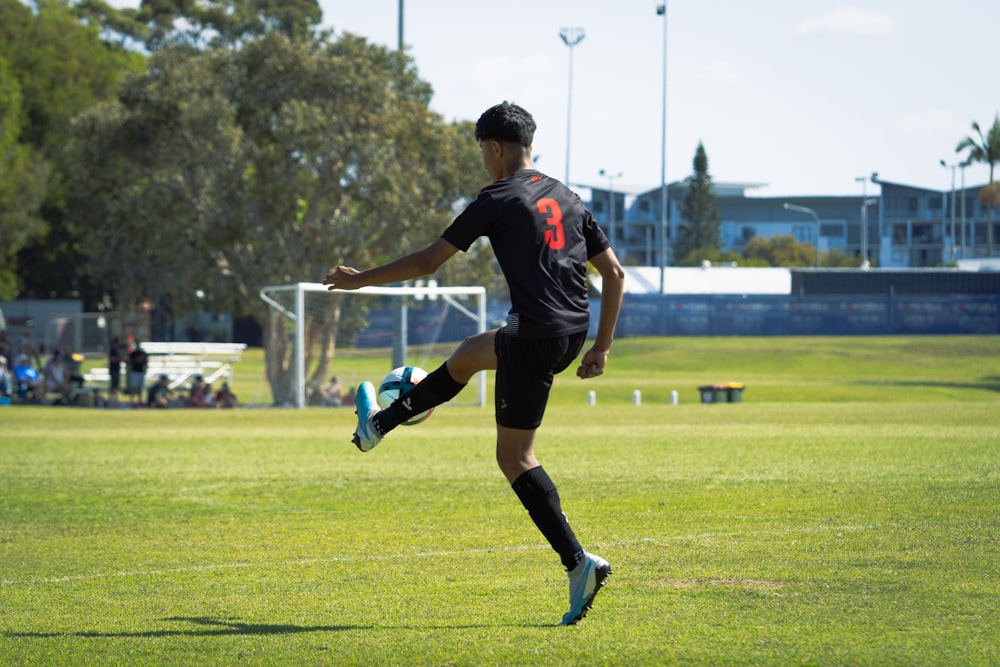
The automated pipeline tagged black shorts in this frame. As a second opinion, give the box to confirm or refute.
[493,329,588,430]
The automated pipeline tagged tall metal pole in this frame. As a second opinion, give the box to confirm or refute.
[940,160,957,261]
[855,176,871,269]
[657,3,668,293]
[397,0,404,50]
[559,28,585,186]
[949,165,956,262]
[960,164,967,258]
[600,169,622,250]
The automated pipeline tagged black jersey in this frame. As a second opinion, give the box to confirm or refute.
[442,170,609,338]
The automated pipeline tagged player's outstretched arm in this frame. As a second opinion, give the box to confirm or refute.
[577,248,625,379]
[324,238,459,291]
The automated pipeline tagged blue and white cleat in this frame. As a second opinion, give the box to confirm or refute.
[352,381,383,452]
[560,551,611,625]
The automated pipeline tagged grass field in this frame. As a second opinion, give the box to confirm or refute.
[3,336,999,665]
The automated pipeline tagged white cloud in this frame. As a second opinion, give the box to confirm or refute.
[793,7,897,36]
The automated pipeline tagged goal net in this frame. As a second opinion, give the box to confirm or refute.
[45,312,114,358]
[259,282,488,408]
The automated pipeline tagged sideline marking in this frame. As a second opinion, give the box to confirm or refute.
[2,524,872,588]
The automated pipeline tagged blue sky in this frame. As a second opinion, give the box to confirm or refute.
[111,1,999,197]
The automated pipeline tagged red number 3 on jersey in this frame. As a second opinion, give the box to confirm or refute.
[537,198,565,250]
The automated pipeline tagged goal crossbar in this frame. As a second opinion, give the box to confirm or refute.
[260,282,488,408]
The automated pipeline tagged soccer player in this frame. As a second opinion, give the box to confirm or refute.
[323,101,625,625]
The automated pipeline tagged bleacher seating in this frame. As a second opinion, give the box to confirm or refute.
[84,342,247,392]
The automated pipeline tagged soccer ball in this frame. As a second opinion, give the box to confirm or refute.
[377,366,434,425]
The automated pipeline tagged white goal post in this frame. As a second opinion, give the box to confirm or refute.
[260,282,488,408]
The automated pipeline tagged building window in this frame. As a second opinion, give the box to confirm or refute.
[892,224,908,244]
[638,200,650,214]
[912,223,938,243]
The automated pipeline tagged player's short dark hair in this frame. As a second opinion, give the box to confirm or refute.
[475,101,536,147]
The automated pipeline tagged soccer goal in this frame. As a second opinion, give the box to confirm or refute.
[45,312,114,358]
[259,282,488,408]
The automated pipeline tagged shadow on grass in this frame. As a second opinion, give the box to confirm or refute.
[853,375,1000,393]
[3,616,552,638]
[3,616,367,638]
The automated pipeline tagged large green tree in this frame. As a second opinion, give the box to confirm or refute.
[673,142,722,266]
[65,31,488,403]
[0,55,49,298]
[0,0,143,300]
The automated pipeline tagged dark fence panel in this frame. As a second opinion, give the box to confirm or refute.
[616,294,1000,336]
[791,270,1000,295]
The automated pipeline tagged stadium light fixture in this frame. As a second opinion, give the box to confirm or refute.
[559,27,585,186]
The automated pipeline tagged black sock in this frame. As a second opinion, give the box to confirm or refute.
[372,364,466,435]
[511,467,584,571]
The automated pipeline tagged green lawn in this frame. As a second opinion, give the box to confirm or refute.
[2,336,998,665]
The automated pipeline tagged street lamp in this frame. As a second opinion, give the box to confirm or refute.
[855,176,873,269]
[600,169,622,250]
[959,163,967,258]
[559,27,585,186]
[657,2,668,293]
[940,159,958,261]
[783,203,822,268]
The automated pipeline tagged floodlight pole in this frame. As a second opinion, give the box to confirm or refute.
[940,159,958,262]
[600,169,623,250]
[657,2,668,293]
[397,0,404,50]
[960,163,967,258]
[855,176,873,269]
[559,27,585,186]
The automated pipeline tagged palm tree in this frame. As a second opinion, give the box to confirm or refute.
[956,114,1000,256]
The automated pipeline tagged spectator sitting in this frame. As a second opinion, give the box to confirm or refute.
[0,356,11,397]
[147,374,175,408]
[313,375,345,407]
[13,354,44,401]
[0,329,11,367]
[68,352,85,393]
[214,381,238,408]
[188,375,212,407]
[16,331,42,369]
[44,349,73,404]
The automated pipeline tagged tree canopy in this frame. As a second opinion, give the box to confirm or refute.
[0,0,145,300]
[64,26,488,402]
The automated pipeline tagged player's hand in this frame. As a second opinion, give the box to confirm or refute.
[323,266,362,291]
[576,347,608,379]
